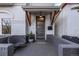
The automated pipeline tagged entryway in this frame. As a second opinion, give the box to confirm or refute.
[36,16,45,41]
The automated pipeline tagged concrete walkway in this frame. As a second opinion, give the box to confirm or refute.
[14,41,57,56]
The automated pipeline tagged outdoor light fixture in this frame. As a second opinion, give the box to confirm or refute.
[39,11,43,18]
[40,17,44,20]
[39,16,42,18]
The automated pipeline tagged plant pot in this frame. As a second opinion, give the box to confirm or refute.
[29,39,34,43]
[28,34,35,43]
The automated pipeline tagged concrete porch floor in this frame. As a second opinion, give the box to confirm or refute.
[14,41,57,56]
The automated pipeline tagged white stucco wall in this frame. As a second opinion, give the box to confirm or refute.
[0,5,26,35]
[67,4,79,36]
[55,5,68,37]
[55,4,79,37]
[45,15,54,35]
[11,6,26,35]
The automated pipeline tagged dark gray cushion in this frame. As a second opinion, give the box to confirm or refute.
[62,35,79,44]
[62,35,73,40]
[0,37,8,43]
[9,35,26,47]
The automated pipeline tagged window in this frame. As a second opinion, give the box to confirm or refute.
[1,18,11,34]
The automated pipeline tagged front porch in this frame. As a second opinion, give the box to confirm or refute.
[13,35,79,56]
[0,3,79,56]
[14,40,57,56]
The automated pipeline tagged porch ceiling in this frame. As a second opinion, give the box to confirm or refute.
[24,6,60,26]
[23,6,60,13]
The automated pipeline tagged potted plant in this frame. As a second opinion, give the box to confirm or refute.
[28,31,35,43]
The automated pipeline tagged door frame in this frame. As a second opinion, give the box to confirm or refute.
[36,16,45,40]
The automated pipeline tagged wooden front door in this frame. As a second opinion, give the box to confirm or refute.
[36,16,45,41]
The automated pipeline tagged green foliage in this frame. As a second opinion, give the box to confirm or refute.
[27,31,33,36]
